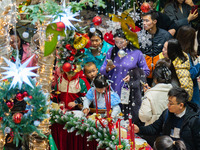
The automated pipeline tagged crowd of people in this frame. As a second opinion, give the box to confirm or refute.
[7,0,200,149]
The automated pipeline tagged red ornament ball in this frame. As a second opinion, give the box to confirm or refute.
[16,93,24,101]
[56,22,65,31]
[28,95,33,99]
[62,62,72,72]
[0,117,3,121]
[140,2,151,13]
[23,91,28,97]
[13,113,23,124]
[6,101,14,109]
[92,16,102,26]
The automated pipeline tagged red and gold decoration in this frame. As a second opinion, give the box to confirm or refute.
[73,33,89,50]
[57,25,89,75]
[140,2,151,13]
[92,16,102,26]
[13,113,23,124]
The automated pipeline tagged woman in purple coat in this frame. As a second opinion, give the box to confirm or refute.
[100,28,149,123]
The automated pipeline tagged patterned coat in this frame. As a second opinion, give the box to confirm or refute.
[172,54,193,101]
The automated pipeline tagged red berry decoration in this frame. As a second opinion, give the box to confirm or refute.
[140,2,151,13]
[13,113,23,124]
[23,91,28,97]
[0,117,3,121]
[28,95,33,99]
[71,49,77,55]
[62,62,72,72]
[16,93,24,101]
[92,16,102,26]
[6,101,14,109]
[56,22,65,31]
[69,56,74,61]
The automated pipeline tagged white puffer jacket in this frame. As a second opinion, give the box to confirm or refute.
[139,83,173,126]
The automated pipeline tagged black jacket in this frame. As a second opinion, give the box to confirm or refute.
[139,102,200,150]
[164,3,191,28]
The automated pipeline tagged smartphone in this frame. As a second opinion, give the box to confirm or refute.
[106,59,114,66]
[191,5,198,14]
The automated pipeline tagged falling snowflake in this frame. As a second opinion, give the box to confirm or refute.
[129,11,140,22]
[105,20,121,34]
[51,6,81,30]
[137,29,152,49]
[1,55,39,89]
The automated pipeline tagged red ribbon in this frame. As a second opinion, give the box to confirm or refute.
[107,119,113,134]
[116,119,121,129]
[95,116,106,128]
[95,90,98,114]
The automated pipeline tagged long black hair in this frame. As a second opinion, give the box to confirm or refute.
[110,28,136,61]
[167,39,187,63]
[176,26,197,61]
[10,29,26,60]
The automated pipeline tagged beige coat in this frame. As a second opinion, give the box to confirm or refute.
[139,83,173,126]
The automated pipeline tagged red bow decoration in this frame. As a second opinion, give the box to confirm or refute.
[130,25,141,33]
[104,31,115,45]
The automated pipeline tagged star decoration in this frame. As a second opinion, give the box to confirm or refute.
[137,29,152,49]
[51,6,81,30]
[129,11,140,22]
[130,2,140,23]
[1,55,39,90]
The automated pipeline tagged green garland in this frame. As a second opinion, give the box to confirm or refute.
[50,109,130,150]
[0,78,49,146]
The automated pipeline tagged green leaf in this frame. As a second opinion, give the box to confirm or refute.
[44,23,65,56]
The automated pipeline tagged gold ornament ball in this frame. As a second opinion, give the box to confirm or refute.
[74,65,82,73]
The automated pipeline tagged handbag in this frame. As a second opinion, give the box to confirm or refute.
[120,82,130,104]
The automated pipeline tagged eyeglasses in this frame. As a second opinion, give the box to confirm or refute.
[167,100,180,106]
